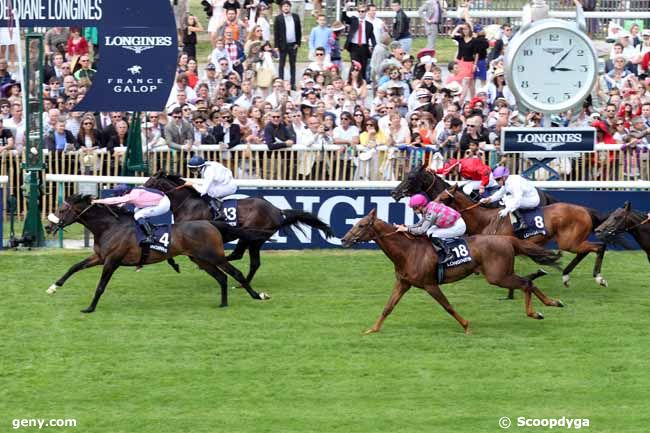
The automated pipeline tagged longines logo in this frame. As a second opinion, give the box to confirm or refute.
[104,36,174,54]
[515,133,582,151]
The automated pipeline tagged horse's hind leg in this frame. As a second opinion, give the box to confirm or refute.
[190,258,229,307]
[423,283,470,333]
[505,269,549,300]
[82,260,119,313]
[487,273,544,319]
[48,254,102,295]
[561,252,588,287]
[226,239,249,261]
[529,284,564,308]
[167,258,181,274]
[365,279,411,334]
[218,261,270,301]
[244,242,264,284]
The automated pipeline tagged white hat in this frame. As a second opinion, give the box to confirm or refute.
[419,55,434,65]
[444,82,463,96]
[422,71,435,80]
[642,29,650,36]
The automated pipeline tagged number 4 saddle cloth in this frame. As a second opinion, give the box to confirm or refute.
[513,208,547,239]
[134,210,174,254]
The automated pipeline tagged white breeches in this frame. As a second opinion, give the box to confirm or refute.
[206,180,238,199]
[426,218,467,238]
[134,195,171,220]
[504,192,540,211]
[462,174,497,195]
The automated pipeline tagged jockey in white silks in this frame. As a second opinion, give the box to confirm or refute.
[480,166,540,231]
[185,155,237,219]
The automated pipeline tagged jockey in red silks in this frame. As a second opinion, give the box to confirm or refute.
[435,157,497,197]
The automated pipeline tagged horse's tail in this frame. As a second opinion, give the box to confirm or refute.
[510,237,562,270]
[210,221,274,243]
[279,209,335,238]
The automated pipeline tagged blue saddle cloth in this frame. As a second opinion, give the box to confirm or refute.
[134,210,174,254]
[514,208,547,239]
[437,237,473,283]
[221,199,238,226]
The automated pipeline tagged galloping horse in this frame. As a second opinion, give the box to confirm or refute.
[434,185,609,291]
[144,171,335,285]
[341,209,565,334]
[45,195,271,313]
[595,201,650,262]
[391,164,558,206]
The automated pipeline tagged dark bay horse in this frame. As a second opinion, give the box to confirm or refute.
[595,201,650,263]
[144,171,335,284]
[45,194,270,313]
[434,185,609,290]
[391,164,558,206]
[341,209,564,334]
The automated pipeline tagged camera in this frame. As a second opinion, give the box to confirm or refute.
[201,0,213,17]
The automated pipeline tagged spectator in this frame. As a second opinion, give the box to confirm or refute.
[263,109,295,149]
[182,15,204,60]
[165,107,194,151]
[308,14,333,59]
[76,114,102,154]
[0,58,14,87]
[44,27,69,56]
[44,120,75,152]
[274,0,302,90]
[341,2,375,79]
[223,27,246,76]
[213,108,242,148]
[66,27,89,57]
[333,111,360,146]
[0,117,14,152]
[391,0,411,54]
[192,113,217,145]
[73,54,96,82]
[107,119,130,153]
[418,0,442,49]
[218,9,247,45]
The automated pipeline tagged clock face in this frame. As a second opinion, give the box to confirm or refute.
[508,23,597,113]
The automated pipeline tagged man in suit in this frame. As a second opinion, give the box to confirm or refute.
[212,109,242,148]
[341,2,376,79]
[164,107,194,151]
[274,0,302,90]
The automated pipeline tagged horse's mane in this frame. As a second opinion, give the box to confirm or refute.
[629,209,647,224]
[149,171,202,198]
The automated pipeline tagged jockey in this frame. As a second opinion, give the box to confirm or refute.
[396,193,467,264]
[480,166,539,231]
[435,157,497,198]
[185,155,237,219]
[92,185,171,270]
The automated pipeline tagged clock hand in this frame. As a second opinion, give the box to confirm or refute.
[551,46,575,69]
[550,67,575,71]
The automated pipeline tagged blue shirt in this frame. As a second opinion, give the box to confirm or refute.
[54,131,67,150]
[309,26,333,55]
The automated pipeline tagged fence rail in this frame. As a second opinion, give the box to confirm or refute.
[2,145,649,218]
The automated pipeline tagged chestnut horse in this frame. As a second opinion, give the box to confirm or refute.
[45,195,270,313]
[341,209,564,334]
[434,185,609,292]
[595,201,650,263]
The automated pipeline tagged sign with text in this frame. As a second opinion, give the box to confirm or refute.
[0,0,177,111]
[501,127,596,154]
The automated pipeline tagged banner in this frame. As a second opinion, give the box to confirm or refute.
[502,127,596,154]
[0,0,177,111]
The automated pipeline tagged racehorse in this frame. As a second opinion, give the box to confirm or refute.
[144,171,335,285]
[391,164,558,206]
[341,209,565,334]
[595,201,650,263]
[433,185,609,293]
[45,194,271,313]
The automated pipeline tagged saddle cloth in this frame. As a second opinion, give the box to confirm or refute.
[436,237,473,283]
[514,208,547,239]
[134,210,174,254]
[221,199,238,226]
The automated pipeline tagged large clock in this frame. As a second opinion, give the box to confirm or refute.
[505,18,598,113]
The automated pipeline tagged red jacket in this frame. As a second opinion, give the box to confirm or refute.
[436,157,492,187]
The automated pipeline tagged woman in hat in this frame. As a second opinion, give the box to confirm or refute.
[486,68,514,108]
[346,60,368,102]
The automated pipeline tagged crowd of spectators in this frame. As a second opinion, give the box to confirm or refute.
[0,0,648,181]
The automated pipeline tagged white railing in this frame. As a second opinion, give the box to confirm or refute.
[45,174,650,191]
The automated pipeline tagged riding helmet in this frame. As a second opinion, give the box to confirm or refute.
[493,166,510,179]
[187,155,207,168]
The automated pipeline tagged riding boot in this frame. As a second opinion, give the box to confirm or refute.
[136,219,154,272]
[429,236,453,265]
[209,198,224,220]
[513,209,527,231]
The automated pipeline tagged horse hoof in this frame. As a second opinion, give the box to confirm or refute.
[259,292,271,300]
[80,308,95,314]
[536,312,544,320]
[595,275,608,288]
[562,274,570,287]
[538,268,548,276]
[498,296,514,301]
[363,328,378,335]
[46,284,59,295]
[556,300,565,308]
[219,303,228,308]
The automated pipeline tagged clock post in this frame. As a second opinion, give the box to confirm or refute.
[503,0,598,180]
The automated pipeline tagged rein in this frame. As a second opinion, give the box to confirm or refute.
[627,216,650,231]
[444,189,482,213]
[380,230,415,240]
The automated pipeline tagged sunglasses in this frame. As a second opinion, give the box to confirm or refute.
[173,115,182,119]
[315,53,324,57]
[354,113,363,117]
[271,115,281,118]
[83,122,93,125]
[222,116,233,120]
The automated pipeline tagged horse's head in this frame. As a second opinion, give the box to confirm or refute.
[46,194,93,234]
[392,165,429,201]
[144,171,186,193]
[341,208,379,248]
[595,201,632,241]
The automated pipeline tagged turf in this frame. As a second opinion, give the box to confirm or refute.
[1,249,649,432]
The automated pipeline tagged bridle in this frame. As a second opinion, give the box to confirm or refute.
[347,220,414,245]
[49,202,95,233]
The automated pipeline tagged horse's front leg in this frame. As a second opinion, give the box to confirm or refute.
[365,279,411,335]
[81,260,119,313]
[592,243,608,287]
[47,254,102,295]
[225,239,248,261]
